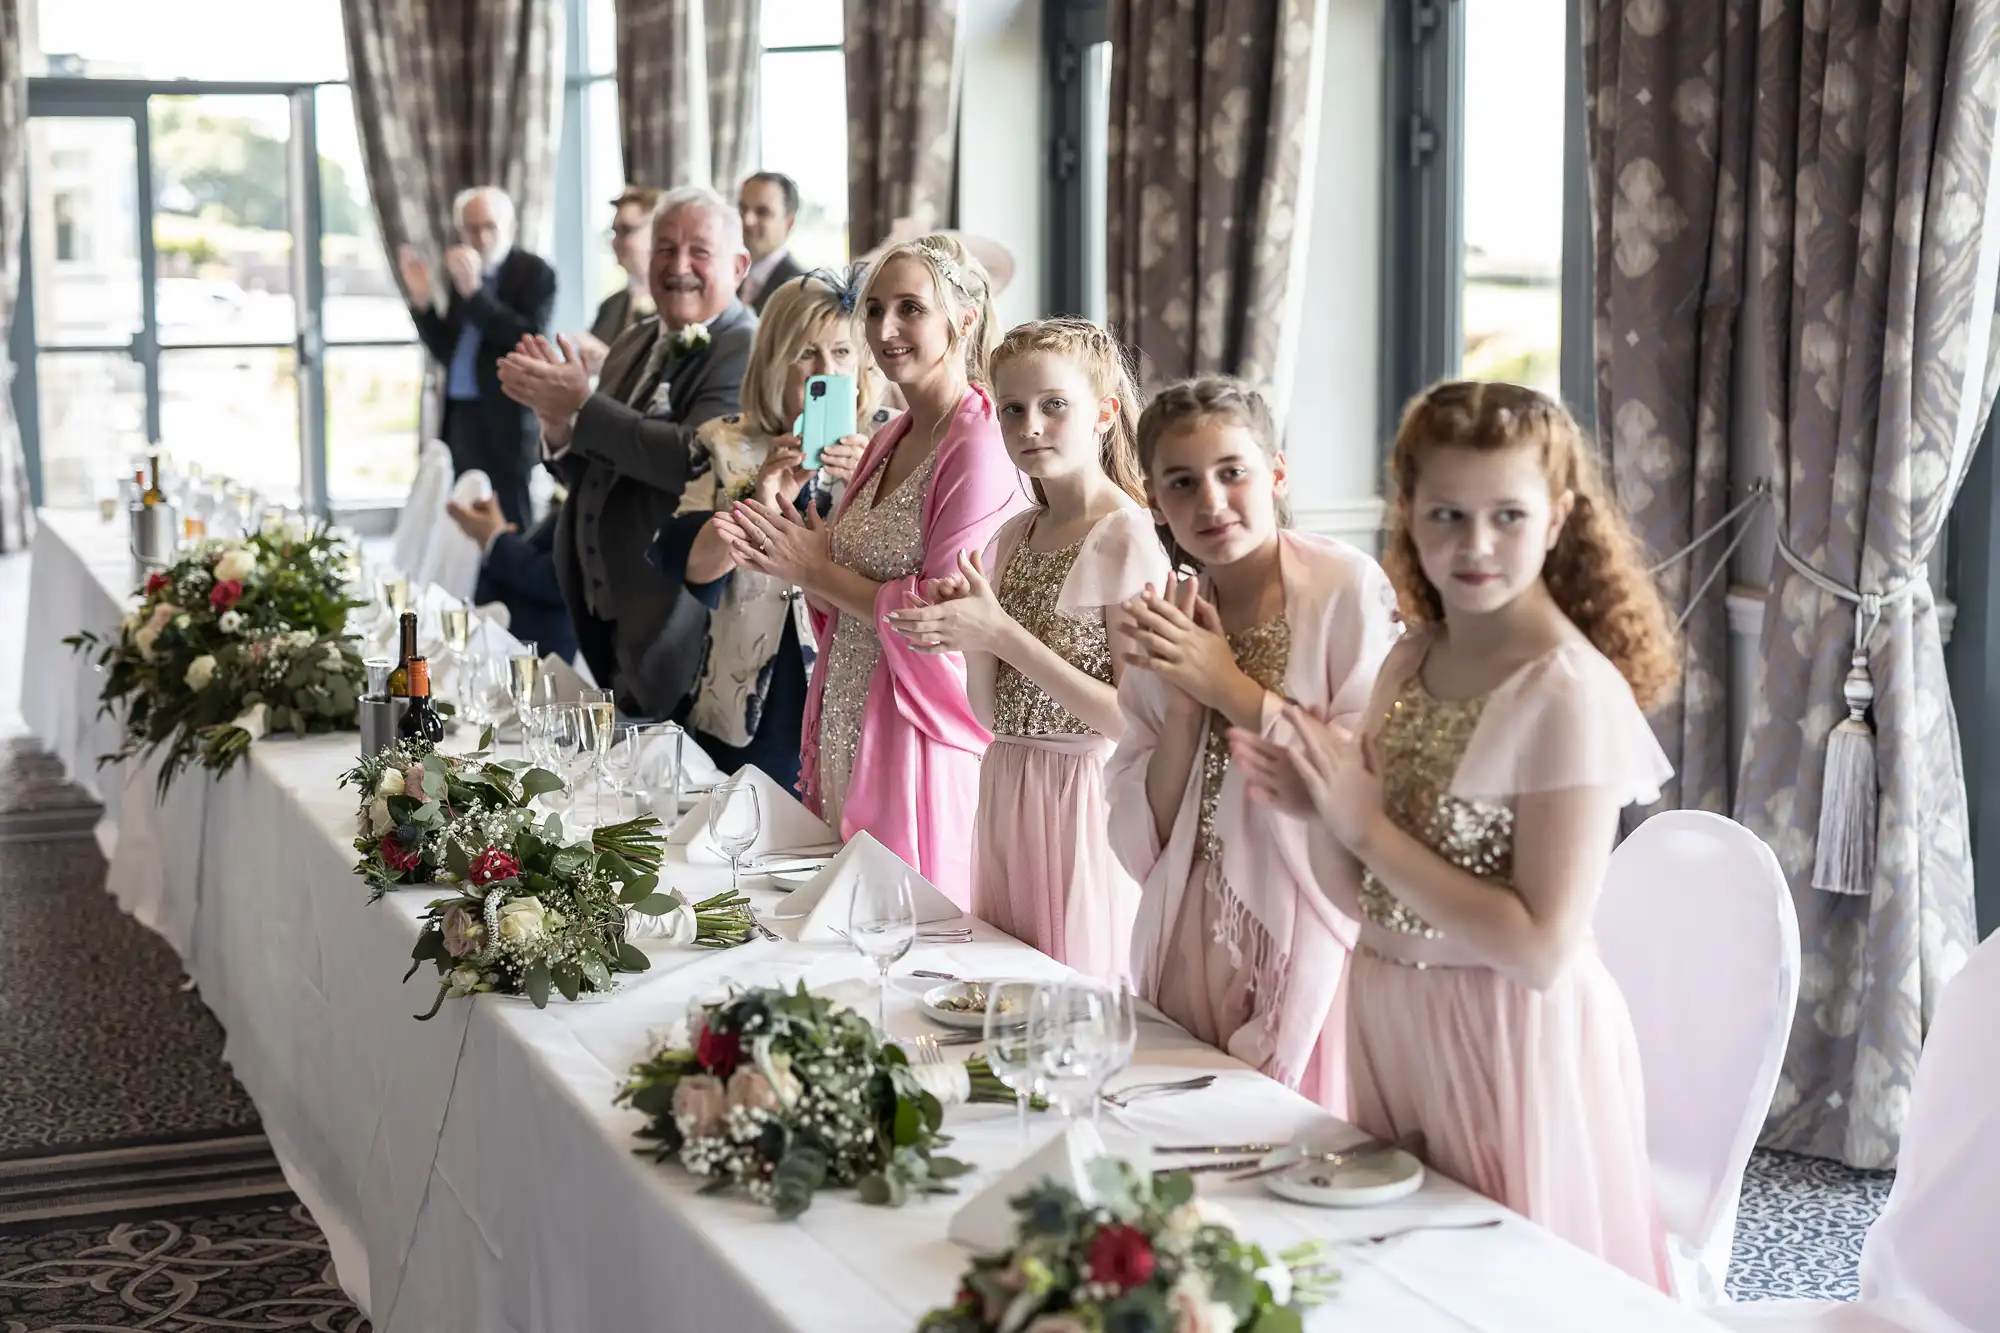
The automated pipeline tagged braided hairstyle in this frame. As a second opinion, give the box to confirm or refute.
[989,318,1147,506]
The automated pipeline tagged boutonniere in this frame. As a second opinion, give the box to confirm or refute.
[672,322,711,353]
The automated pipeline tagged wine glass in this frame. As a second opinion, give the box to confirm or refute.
[536,705,588,830]
[1030,981,1118,1124]
[984,981,1043,1143]
[846,870,918,1033]
[707,778,762,893]
[601,724,644,822]
[1090,987,1139,1125]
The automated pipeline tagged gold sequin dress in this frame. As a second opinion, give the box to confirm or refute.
[812,448,939,831]
[970,508,1168,984]
[1342,635,1674,1291]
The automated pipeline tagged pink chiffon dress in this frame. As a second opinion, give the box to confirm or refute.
[969,506,1169,983]
[799,387,1028,905]
[1332,626,1675,1291]
[1106,531,1401,1110]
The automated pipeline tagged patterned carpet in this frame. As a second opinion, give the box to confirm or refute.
[0,740,370,1330]
[1729,1149,1895,1302]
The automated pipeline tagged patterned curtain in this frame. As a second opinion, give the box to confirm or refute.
[341,0,562,287]
[1735,0,2000,1170]
[0,0,30,554]
[616,0,761,191]
[1103,0,1323,387]
[1582,1,1751,819]
[845,0,961,255]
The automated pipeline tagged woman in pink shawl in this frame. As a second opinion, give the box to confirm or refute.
[715,235,1026,904]
[1106,379,1400,1110]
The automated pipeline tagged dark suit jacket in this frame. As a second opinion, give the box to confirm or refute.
[589,287,651,349]
[410,249,557,474]
[546,301,757,715]
[745,251,808,314]
[475,509,578,664]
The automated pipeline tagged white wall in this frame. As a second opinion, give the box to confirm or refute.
[1285,0,1389,553]
[956,0,1046,333]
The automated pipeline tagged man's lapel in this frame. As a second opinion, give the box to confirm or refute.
[600,320,661,405]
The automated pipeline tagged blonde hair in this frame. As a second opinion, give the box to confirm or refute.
[737,273,884,438]
[861,233,998,383]
[1385,379,1680,709]
[989,318,1146,506]
[1134,376,1288,570]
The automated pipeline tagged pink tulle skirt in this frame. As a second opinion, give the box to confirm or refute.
[971,735,1139,985]
[1344,946,1673,1292]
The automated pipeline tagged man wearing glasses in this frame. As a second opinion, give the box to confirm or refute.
[576,185,663,376]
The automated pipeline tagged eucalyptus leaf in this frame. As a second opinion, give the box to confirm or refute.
[519,768,566,800]
[892,1097,920,1148]
[524,961,552,1008]
[1250,1309,1305,1333]
[581,956,613,992]
[553,964,581,1003]
[634,891,678,918]
[615,940,649,972]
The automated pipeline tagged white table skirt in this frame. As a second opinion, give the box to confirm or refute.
[21,507,1723,1333]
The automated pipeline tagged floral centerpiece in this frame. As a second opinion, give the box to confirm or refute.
[66,520,365,793]
[618,984,1031,1219]
[403,802,755,1019]
[918,1161,1338,1333]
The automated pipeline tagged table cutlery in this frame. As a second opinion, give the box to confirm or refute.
[1350,1219,1503,1245]
[1155,1157,1262,1176]
[1226,1143,1392,1183]
[750,916,781,942]
[1155,1143,1281,1156]
[832,926,973,945]
[910,969,963,982]
[1101,1075,1215,1109]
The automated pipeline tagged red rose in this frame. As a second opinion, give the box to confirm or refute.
[209,579,244,611]
[694,1020,742,1077]
[1086,1224,1155,1292]
[380,836,423,873]
[144,572,169,596]
[469,846,521,886]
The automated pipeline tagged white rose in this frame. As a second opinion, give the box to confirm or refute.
[376,768,406,797]
[174,613,191,630]
[218,610,245,634]
[447,965,486,996]
[134,625,161,661]
[230,701,268,742]
[184,655,218,690]
[905,1061,972,1107]
[214,547,256,583]
[368,797,394,836]
[1255,1263,1293,1308]
[751,1034,805,1108]
[496,896,548,943]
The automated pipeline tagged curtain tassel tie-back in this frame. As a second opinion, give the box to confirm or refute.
[1775,538,1928,897]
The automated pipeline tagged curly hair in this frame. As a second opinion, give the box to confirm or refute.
[1384,380,1680,709]
[990,318,1147,505]
[1135,376,1289,572]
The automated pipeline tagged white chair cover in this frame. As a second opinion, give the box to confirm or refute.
[1598,810,1800,1307]
[390,440,453,576]
[419,469,490,601]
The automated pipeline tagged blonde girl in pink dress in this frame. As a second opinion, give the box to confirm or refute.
[1233,380,1677,1290]
[714,236,1025,905]
[1104,378,1401,1109]
[887,319,1169,983]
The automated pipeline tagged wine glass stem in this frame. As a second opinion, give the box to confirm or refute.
[1015,1089,1029,1143]
[728,854,740,893]
[877,965,890,1033]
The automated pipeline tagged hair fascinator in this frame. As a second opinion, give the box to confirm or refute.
[804,264,868,315]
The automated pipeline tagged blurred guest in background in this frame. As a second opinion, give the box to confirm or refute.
[738,172,806,314]
[446,492,579,664]
[577,185,661,375]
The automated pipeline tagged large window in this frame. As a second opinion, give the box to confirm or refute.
[760,0,848,267]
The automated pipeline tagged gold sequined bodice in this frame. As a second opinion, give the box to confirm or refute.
[1196,615,1292,859]
[1357,675,1515,937]
[990,536,1108,738]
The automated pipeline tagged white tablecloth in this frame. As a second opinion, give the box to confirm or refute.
[22,507,1723,1333]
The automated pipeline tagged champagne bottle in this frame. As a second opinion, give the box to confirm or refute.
[397,658,446,743]
[388,610,419,697]
[140,453,166,507]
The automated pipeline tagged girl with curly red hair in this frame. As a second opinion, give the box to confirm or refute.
[1235,379,1678,1290]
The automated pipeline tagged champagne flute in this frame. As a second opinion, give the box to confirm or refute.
[507,643,542,748]
[377,574,411,622]
[580,686,615,824]
[707,778,762,894]
[441,604,471,654]
[436,604,472,715]
[601,724,643,822]
[536,705,587,830]
[846,870,917,1033]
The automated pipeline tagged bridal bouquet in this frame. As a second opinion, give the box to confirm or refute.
[619,984,1026,1219]
[404,810,755,1019]
[66,522,364,794]
[918,1162,1337,1333]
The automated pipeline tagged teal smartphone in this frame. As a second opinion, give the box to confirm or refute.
[797,373,858,470]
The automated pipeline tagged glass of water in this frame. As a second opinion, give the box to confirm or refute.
[1030,981,1119,1125]
[846,869,918,1033]
[707,778,762,893]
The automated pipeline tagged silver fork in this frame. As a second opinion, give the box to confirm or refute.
[1352,1219,1503,1245]
[905,1033,944,1065]
[1101,1075,1215,1109]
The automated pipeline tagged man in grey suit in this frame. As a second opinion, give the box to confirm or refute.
[497,186,755,716]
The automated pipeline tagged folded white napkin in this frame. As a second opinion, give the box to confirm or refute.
[465,615,525,660]
[540,652,590,704]
[472,601,513,632]
[673,765,836,862]
[947,1123,1154,1254]
[764,831,959,939]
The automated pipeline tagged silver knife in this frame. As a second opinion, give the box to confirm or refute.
[1155,1143,1281,1156]
[1227,1143,1391,1183]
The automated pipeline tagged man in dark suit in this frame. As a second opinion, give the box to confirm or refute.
[445,492,579,664]
[497,185,755,718]
[737,172,807,314]
[399,186,555,530]
[577,184,661,375]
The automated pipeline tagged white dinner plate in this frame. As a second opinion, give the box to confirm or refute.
[766,868,817,891]
[920,980,1033,1031]
[1258,1144,1424,1208]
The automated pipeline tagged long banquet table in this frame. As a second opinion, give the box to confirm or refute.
[21,507,1723,1332]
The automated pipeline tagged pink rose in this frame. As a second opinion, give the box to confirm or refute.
[440,904,481,958]
[672,1074,729,1138]
[725,1068,780,1115]
[405,764,429,800]
[146,603,177,632]
[209,579,243,611]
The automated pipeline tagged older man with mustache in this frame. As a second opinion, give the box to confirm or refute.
[497,185,755,717]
